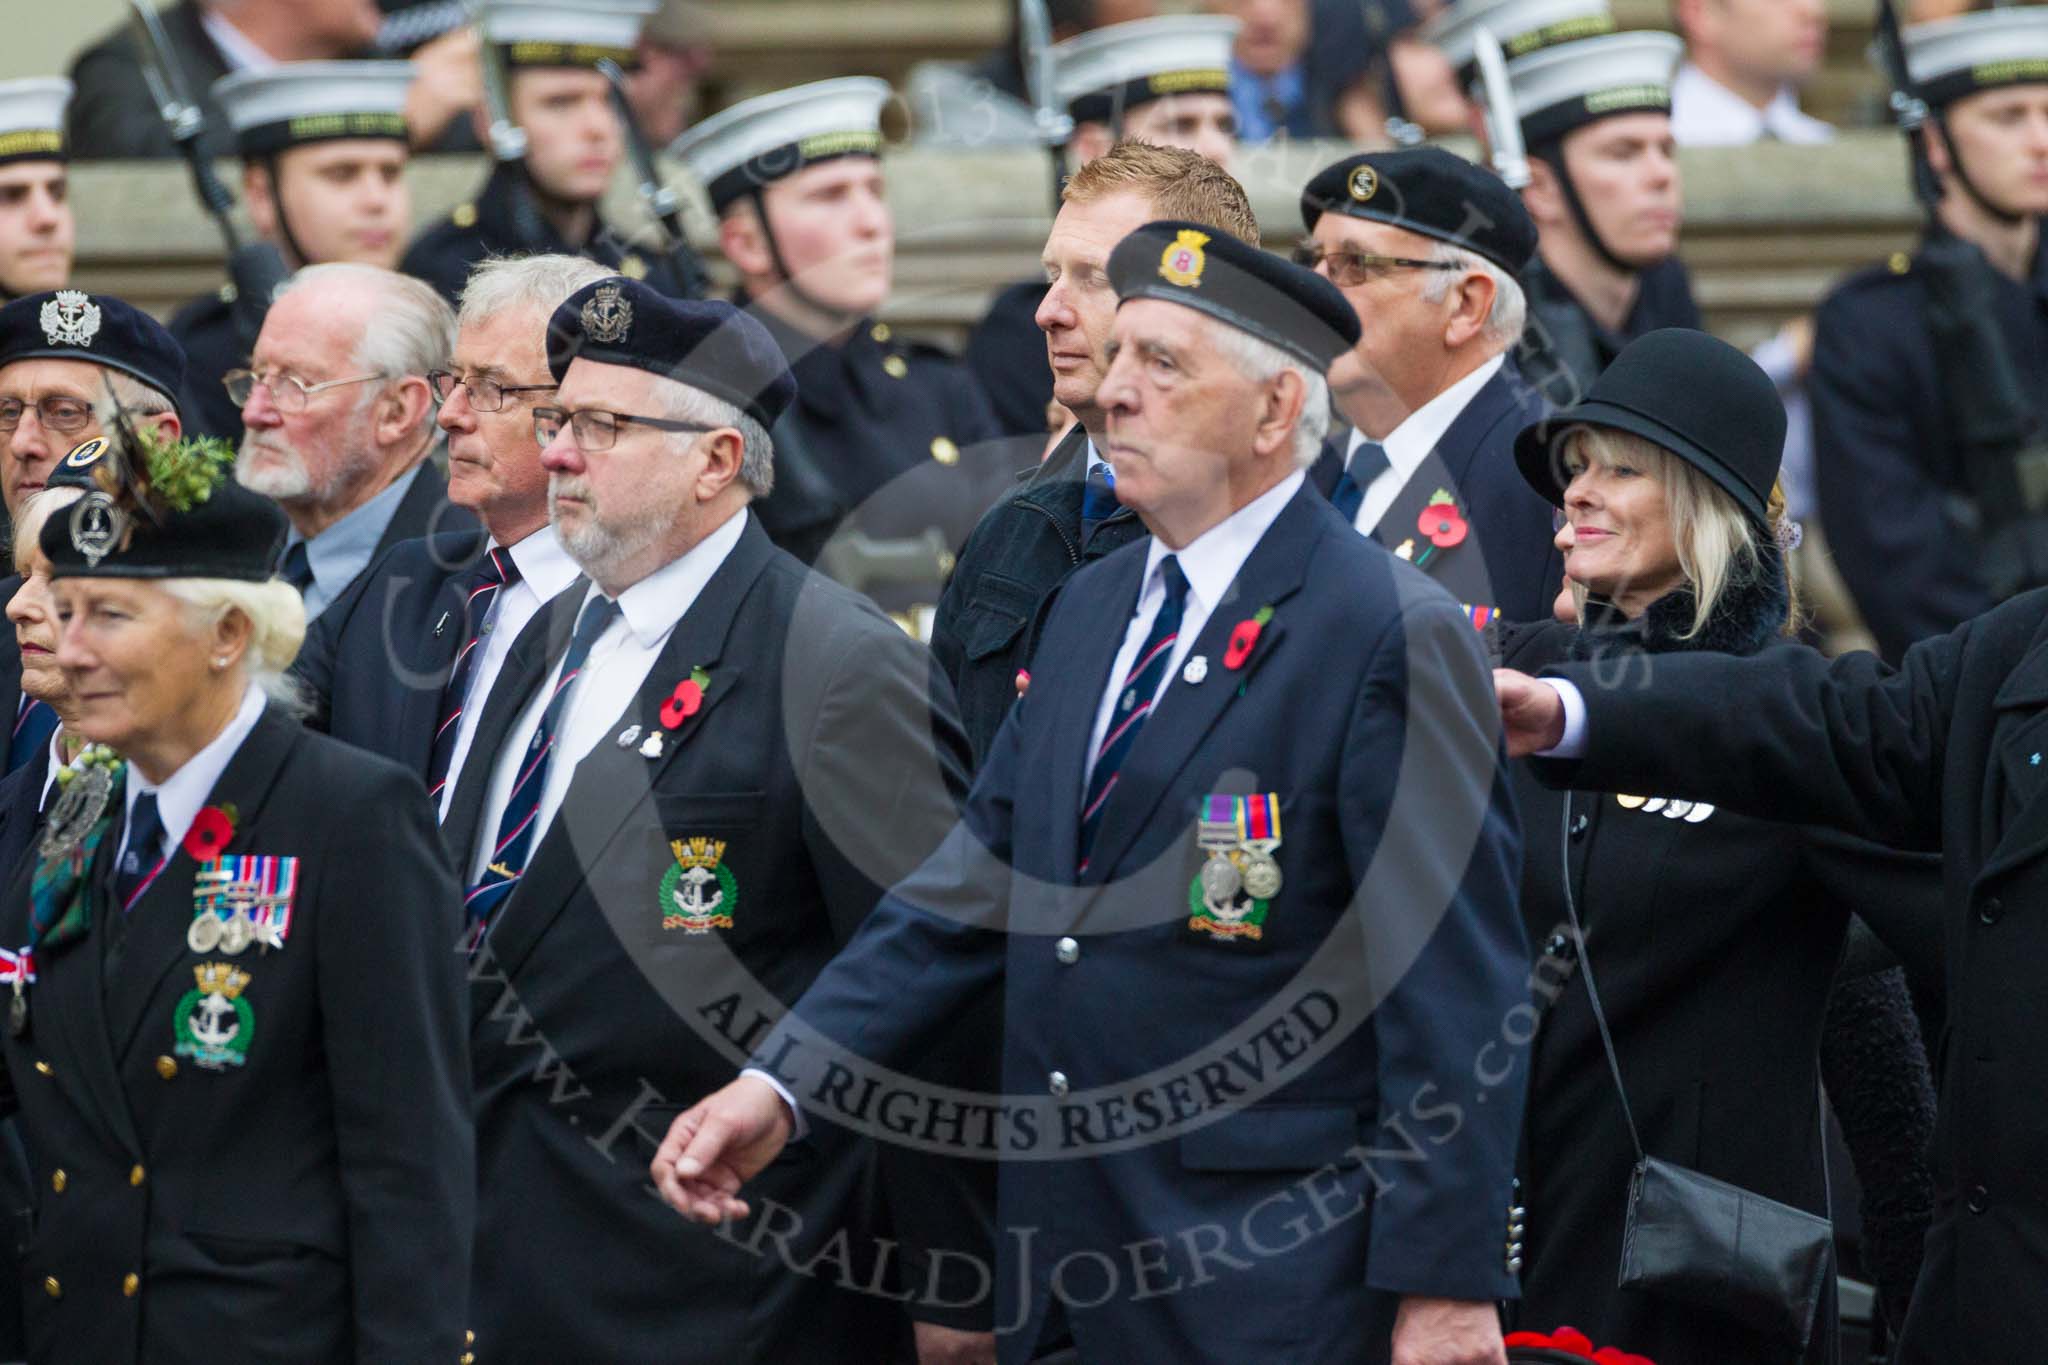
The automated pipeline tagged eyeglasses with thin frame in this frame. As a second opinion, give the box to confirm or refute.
[531,406,715,452]
[1289,243,1465,288]
[222,368,388,414]
[426,369,557,413]
[0,396,93,435]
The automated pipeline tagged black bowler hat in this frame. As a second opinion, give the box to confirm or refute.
[1301,147,1538,277]
[1514,328,1785,527]
[1107,220,1361,374]
[0,290,186,405]
[545,278,798,432]
[41,430,286,582]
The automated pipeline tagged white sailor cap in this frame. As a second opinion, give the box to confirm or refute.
[1425,0,1615,78]
[0,78,72,166]
[1052,15,1240,126]
[1492,30,1684,147]
[672,77,891,213]
[482,0,658,69]
[1901,7,2048,109]
[213,62,414,158]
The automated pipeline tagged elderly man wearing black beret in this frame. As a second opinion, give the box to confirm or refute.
[655,226,1531,1365]
[438,277,989,1364]
[1300,146,1564,627]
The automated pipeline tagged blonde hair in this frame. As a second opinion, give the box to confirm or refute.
[1564,425,1800,639]
[160,577,310,713]
[1062,141,1261,247]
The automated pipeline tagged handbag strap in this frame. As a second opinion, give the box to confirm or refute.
[1557,797,1647,1165]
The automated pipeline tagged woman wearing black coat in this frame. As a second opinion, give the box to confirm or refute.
[1499,330,1939,1362]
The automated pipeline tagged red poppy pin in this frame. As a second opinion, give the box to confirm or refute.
[1223,605,1274,672]
[1412,489,1468,569]
[183,805,236,862]
[659,666,713,730]
[1503,1327,1656,1365]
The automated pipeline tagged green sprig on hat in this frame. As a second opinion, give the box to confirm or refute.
[128,424,236,515]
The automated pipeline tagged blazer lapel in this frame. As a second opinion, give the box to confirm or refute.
[472,520,776,996]
[106,707,298,1061]
[1080,487,1324,882]
[401,550,489,773]
[1047,550,1150,880]
[1977,630,2048,886]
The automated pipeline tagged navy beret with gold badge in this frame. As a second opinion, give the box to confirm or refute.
[41,431,286,582]
[1107,221,1361,374]
[545,277,797,431]
[0,290,186,406]
[1301,147,1538,278]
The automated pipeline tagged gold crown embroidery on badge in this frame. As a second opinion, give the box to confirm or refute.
[671,836,727,869]
[194,963,252,999]
[1158,229,1210,288]
[581,283,633,344]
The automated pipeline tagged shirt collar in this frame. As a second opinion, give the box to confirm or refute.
[1367,353,1506,484]
[198,8,277,72]
[1084,437,1111,477]
[124,683,268,847]
[1671,63,1832,146]
[1141,470,1305,618]
[589,505,750,649]
[292,464,423,600]
[501,524,580,602]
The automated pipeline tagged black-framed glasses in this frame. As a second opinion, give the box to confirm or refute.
[1290,243,1464,288]
[531,406,714,452]
[427,370,556,412]
[223,368,387,414]
[0,396,93,435]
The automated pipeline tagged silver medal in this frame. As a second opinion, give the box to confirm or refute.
[1199,852,1242,903]
[1241,851,1283,901]
[219,912,254,956]
[187,914,223,954]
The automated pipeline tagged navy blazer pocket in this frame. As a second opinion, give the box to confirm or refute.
[1177,1102,1362,1173]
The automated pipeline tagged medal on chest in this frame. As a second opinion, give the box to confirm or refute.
[1188,794,1284,942]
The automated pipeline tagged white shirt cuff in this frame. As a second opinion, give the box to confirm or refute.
[1538,679,1589,759]
[740,1067,807,1141]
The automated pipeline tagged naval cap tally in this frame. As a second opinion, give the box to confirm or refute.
[1052,15,1240,127]
[671,77,891,213]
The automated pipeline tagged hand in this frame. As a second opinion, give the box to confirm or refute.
[1391,1296,1506,1365]
[913,1322,997,1365]
[1784,313,1816,379]
[650,1075,794,1224]
[1494,668,1566,758]
[404,26,485,148]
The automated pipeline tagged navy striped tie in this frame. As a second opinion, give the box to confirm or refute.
[426,548,521,803]
[1329,440,1389,525]
[463,594,620,943]
[8,696,56,776]
[1079,556,1188,871]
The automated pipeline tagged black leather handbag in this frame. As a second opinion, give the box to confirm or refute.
[1558,808,1837,1353]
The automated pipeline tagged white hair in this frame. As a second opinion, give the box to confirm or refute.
[274,263,455,441]
[159,577,311,714]
[1209,327,1332,471]
[10,486,81,568]
[457,254,615,333]
[1419,240,1527,350]
[106,371,177,417]
[646,374,777,499]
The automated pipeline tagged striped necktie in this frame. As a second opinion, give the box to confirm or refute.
[1079,555,1188,871]
[8,696,56,776]
[427,548,522,802]
[114,792,167,913]
[1329,440,1390,525]
[462,594,620,943]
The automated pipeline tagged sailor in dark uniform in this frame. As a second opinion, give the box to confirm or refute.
[402,0,692,306]
[963,14,1243,438]
[674,78,1006,636]
[1810,7,2048,663]
[169,61,416,444]
[0,430,470,1363]
[0,79,75,304]
[1469,20,1701,407]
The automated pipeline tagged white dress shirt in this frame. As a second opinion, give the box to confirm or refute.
[1082,470,1305,796]
[1670,63,1833,147]
[437,527,581,821]
[117,683,268,870]
[466,508,748,885]
[198,8,277,73]
[1537,678,1589,759]
[1350,354,1505,536]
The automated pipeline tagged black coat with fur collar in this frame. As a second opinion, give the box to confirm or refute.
[1499,554,1942,1362]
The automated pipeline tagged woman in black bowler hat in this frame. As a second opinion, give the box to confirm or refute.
[0,427,471,1363]
[1497,329,1941,1362]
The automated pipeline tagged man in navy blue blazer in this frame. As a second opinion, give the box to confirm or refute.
[654,224,1531,1365]
[292,253,607,805]
[1299,148,1565,630]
